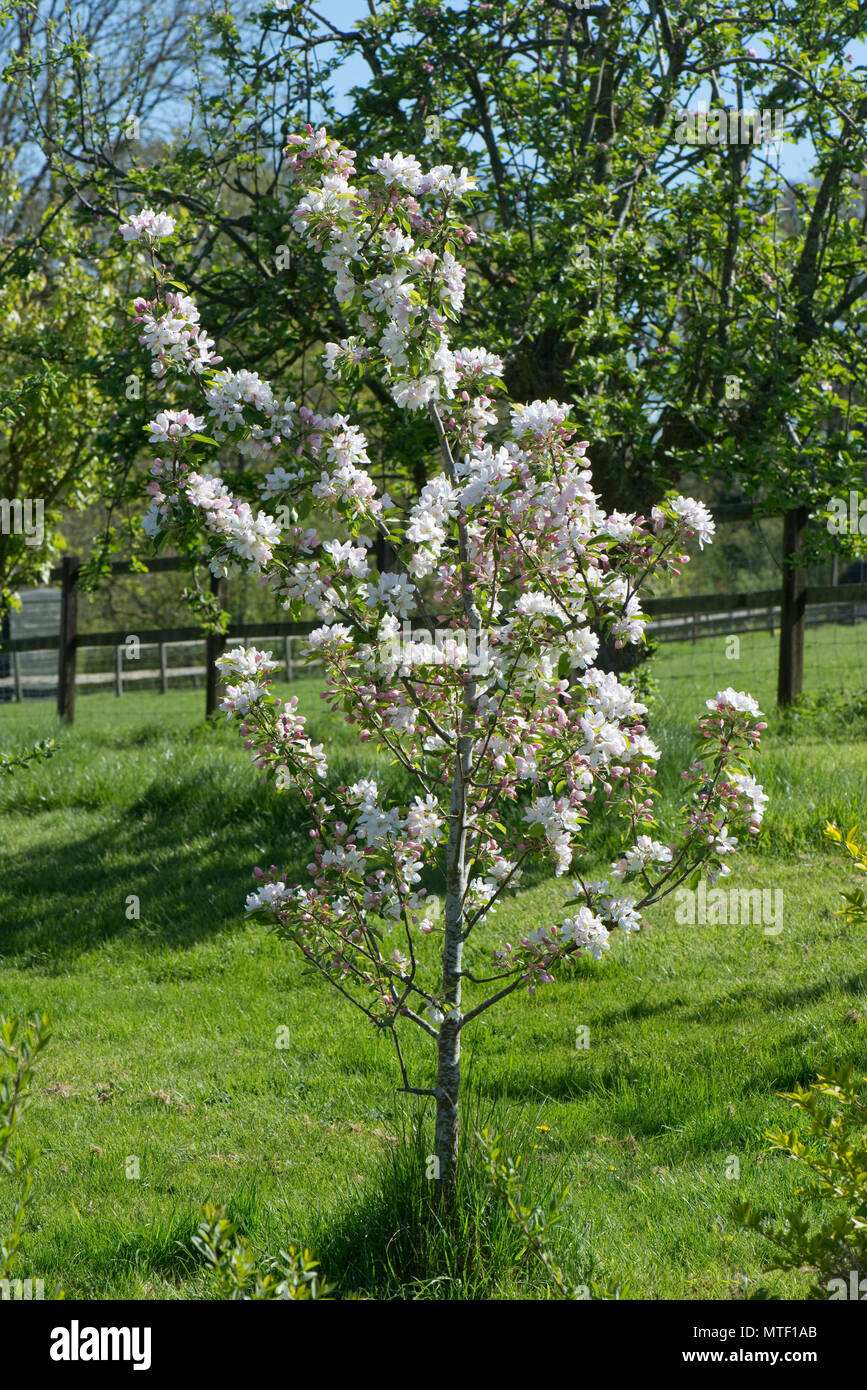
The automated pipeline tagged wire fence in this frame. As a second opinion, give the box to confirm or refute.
[650,604,867,717]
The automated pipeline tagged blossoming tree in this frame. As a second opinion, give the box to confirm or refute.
[121,129,767,1194]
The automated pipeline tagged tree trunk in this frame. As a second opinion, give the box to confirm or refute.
[434,1018,461,1198]
[434,740,468,1198]
[427,403,478,1202]
[205,574,228,718]
[777,505,808,707]
[57,555,80,724]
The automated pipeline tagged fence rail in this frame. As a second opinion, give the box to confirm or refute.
[0,631,323,699]
[1,619,320,654]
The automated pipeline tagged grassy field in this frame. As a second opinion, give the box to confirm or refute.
[1,630,867,1299]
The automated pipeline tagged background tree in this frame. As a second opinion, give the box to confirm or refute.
[0,206,122,612]
[0,0,197,615]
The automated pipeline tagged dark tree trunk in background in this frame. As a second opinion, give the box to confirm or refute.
[205,574,228,718]
[777,505,808,707]
[504,328,666,516]
[595,631,651,678]
[374,532,399,574]
[57,555,80,724]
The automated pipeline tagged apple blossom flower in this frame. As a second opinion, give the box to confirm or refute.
[120,208,176,241]
[147,409,205,442]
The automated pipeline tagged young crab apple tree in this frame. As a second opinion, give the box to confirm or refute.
[121,128,767,1194]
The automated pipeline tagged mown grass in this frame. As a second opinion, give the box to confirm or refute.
[0,633,866,1300]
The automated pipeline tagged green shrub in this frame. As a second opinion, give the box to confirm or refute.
[734,1064,867,1298]
[192,1204,333,1300]
[824,821,867,927]
[0,738,55,776]
[477,1128,627,1300]
[0,1014,51,1282]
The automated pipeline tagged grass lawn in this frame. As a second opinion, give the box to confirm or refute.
[1,640,866,1300]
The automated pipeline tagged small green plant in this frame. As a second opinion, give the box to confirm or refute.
[0,738,56,776]
[192,1203,333,1300]
[0,1014,51,1281]
[476,1128,626,1300]
[734,1064,867,1298]
[824,821,867,927]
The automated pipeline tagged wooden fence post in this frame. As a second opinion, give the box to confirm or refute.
[12,650,21,702]
[777,506,808,707]
[205,574,228,717]
[160,643,169,694]
[284,634,293,683]
[115,646,123,697]
[57,555,80,723]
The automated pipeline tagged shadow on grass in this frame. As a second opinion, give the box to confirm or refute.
[0,766,317,962]
[677,970,867,1025]
[43,1110,600,1300]
[474,1033,867,1154]
[0,739,577,963]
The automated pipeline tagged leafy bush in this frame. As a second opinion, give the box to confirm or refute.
[734,1064,867,1298]
[477,1128,627,1300]
[824,821,867,927]
[192,1204,333,1300]
[0,1014,51,1281]
[0,738,55,776]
